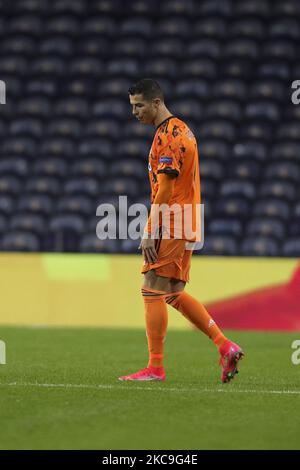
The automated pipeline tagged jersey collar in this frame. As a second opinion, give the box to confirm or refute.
[156,115,175,130]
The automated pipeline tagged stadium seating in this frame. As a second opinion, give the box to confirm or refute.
[0,0,299,256]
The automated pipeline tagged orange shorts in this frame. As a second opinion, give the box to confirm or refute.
[141,238,193,282]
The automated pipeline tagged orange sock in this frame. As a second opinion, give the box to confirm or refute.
[142,287,168,368]
[166,291,227,348]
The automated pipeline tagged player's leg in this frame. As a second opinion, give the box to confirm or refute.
[165,252,244,383]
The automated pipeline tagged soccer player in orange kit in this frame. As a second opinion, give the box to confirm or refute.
[119,79,244,383]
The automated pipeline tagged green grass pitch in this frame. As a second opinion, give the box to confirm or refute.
[0,326,299,450]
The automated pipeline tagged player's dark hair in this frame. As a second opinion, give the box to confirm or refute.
[128,78,164,102]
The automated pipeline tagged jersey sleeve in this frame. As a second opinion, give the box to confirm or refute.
[157,124,186,177]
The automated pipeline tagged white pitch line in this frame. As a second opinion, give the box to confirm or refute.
[0,382,300,395]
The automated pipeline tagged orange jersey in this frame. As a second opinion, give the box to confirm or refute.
[147,116,201,241]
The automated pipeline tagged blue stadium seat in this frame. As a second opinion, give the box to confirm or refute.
[0,176,21,196]
[128,0,159,15]
[79,234,120,253]
[169,98,204,120]
[79,138,112,159]
[200,160,224,180]
[253,198,291,220]
[250,80,286,101]
[110,159,146,180]
[58,196,93,216]
[199,139,230,160]
[32,57,66,76]
[40,36,74,56]
[202,235,238,256]
[258,61,290,80]
[241,121,272,141]
[208,219,243,237]
[233,141,267,161]
[187,39,221,59]
[161,0,194,15]
[219,60,252,79]
[64,178,100,197]
[2,36,35,55]
[263,40,296,60]
[241,237,279,256]
[206,100,242,120]
[265,162,300,183]
[156,18,191,38]
[0,158,28,177]
[18,194,53,216]
[10,213,46,234]
[231,160,262,180]
[2,137,37,156]
[246,218,286,240]
[119,18,153,37]
[69,57,103,76]
[182,59,217,80]
[270,143,300,161]
[175,80,209,100]
[98,78,131,98]
[0,55,28,75]
[230,19,265,39]
[193,18,227,38]
[1,231,41,252]
[117,139,149,159]
[245,101,280,122]
[260,181,296,202]
[92,99,127,119]
[40,138,75,158]
[85,119,120,139]
[120,239,140,254]
[26,176,61,196]
[83,16,117,35]
[49,214,85,251]
[0,195,15,215]
[103,177,139,199]
[55,98,89,118]
[52,0,86,14]
[234,0,270,17]
[26,80,57,97]
[201,179,218,199]
[269,19,300,40]
[199,120,236,141]
[224,39,259,60]
[277,122,300,140]
[220,180,256,199]
[46,15,80,35]
[215,197,250,219]
[8,16,42,34]
[71,158,107,178]
[33,158,68,178]
[9,118,43,137]
[283,239,300,257]
[122,121,154,140]
[212,79,247,99]
[79,36,110,56]
[18,97,51,118]
[274,0,300,16]
[143,58,177,79]
[151,38,184,59]
[113,38,146,57]
[196,0,232,17]
[47,119,82,138]
[89,0,121,15]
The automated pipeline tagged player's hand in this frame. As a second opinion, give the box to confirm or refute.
[139,237,158,264]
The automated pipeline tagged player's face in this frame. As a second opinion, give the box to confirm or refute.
[129,94,159,125]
